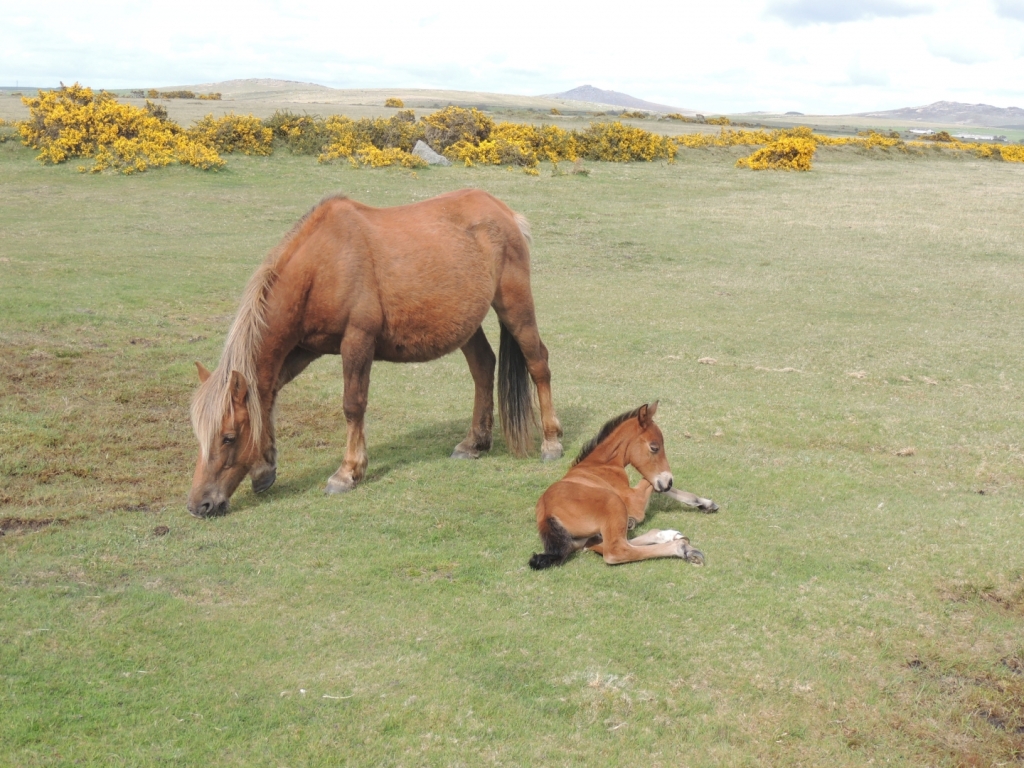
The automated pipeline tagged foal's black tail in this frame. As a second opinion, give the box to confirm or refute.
[529,516,575,570]
[498,321,535,458]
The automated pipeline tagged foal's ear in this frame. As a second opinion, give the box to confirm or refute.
[638,400,659,427]
[195,361,211,383]
[228,370,248,406]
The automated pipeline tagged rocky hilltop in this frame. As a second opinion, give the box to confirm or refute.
[856,101,1024,127]
[542,85,693,114]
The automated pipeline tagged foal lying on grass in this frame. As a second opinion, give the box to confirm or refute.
[529,402,716,569]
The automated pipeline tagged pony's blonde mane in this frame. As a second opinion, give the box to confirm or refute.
[190,196,346,458]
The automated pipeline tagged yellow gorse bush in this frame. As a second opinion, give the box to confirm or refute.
[999,145,1024,163]
[384,97,405,108]
[20,86,1024,176]
[579,122,676,162]
[421,106,493,151]
[187,113,274,155]
[736,136,817,171]
[316,111,426,164]
[19,83,224,173]
[350,145,427,169]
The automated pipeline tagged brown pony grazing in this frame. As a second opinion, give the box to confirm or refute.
[188,189,563,517]
[529,402,716,569]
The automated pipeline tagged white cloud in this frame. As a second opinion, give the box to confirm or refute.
[927,40,997,64]
[993,0,1024,20]
[765,0,933,25]
[0,0,1020,116]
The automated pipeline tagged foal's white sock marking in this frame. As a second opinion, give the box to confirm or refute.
[654,529,683,543]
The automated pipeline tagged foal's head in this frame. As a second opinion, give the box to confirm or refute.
[625,401,674,493]
[187,363,265,517]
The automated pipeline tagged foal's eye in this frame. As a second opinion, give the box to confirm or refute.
[649,443,660,454]
[222,434,236,446]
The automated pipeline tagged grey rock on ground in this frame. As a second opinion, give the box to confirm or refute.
[413,140,452,166]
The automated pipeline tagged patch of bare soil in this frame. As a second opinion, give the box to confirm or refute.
[899,654,1024,765]
[941,575,1024,615]
[0,517,64,535]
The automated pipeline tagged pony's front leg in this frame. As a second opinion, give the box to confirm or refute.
[625,478,656,530]
[452,327,495,459]
[664,487,719,513]
[326,333,374,495]
[251,347,322,494]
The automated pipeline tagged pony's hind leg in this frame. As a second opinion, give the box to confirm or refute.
[326,330,374,494]
[493,300,563,460]
[452,327,495,459]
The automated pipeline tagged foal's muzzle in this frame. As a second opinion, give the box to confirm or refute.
[653,472,674,493]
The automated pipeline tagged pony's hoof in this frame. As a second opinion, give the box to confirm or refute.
[682,545,705,566]
[450,447,480,460]
[627,516,637,531]
[540,440,563,461]
[700,500,720,513]
[325,476,356,495]
[251,467,277,494]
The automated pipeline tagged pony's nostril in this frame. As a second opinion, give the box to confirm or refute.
[666,477,673,491]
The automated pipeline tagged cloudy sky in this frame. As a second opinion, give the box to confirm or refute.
[2,0,1022,114]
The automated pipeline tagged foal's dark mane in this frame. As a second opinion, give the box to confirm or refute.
[572,407,642,466]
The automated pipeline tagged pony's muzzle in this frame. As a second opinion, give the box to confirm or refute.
[653,472,674,493]
[187,495,229,518]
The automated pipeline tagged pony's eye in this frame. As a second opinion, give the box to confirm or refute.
[222,434,236,446]
[649,443,660,454]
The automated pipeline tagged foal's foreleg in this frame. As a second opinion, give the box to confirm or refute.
[326,332,374,495]
[665,487,720,513]
[625,479,656,529]
[452,327,495,459]
[251,347,322,494]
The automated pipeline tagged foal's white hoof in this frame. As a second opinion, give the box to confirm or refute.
[654,529,684,543]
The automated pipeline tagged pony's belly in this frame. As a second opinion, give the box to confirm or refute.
[375,317,480,362]
[376,294,491,362]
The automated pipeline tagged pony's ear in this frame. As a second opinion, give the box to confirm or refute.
[228,370,248,407]
[195,361,211,383]
[638,401,659,427]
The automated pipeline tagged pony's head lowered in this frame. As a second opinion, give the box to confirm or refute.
[187,256,280,517]
[187,363,270,516]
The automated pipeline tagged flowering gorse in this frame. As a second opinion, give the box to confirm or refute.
[19,83,224,173]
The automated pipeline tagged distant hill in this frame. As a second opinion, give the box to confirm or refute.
[855,101,1024,127]
[542,85,693,114]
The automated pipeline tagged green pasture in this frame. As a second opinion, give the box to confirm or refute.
[2,139,1024,766]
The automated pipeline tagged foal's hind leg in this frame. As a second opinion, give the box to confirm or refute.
[493,297,563,460]
[326,330,374,494]
[452,327,495,459]
[588,501,703,565]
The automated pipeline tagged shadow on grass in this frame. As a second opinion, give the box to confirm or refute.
[230,404,594,514]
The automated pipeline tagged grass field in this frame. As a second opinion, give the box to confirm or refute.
[3,135,1024,766]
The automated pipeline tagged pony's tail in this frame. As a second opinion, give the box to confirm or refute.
[498,321,535,458]
[529,517,574,570]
